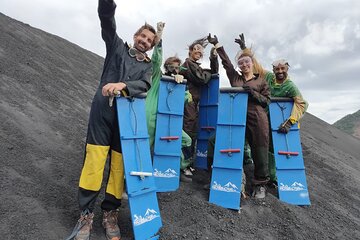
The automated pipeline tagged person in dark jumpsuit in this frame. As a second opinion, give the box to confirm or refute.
[208,34,270,199]
[179,37,219,178]
[67,1,157,240]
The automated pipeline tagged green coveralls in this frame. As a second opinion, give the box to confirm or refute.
[265,72,308,182]
[145,41,192,170]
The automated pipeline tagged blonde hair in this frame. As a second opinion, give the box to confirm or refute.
[235,48,266,78]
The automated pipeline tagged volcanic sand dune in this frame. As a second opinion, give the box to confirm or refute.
[1,13,359,239]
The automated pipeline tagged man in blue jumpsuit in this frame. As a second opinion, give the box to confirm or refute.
[67,1,157,239]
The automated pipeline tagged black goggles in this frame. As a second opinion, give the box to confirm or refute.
[166,65,180,72]
[165,65,186,72]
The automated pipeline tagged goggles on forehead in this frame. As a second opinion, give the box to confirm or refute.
[237,56,252,66]
[128,47,149,62]
[272,59,290,67]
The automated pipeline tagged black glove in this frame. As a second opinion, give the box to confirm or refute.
[242,85,255,96]
[278,119,293,133]
[207,33,218,45]
[234,33,246,50]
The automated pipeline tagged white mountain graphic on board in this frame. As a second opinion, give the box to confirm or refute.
[133,208,160,226]
[211,181,240,193]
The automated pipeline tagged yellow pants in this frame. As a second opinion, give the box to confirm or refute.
[78,143,125,211]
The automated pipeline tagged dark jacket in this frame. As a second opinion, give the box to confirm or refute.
[86,0,152,147]
[180,56,218,103]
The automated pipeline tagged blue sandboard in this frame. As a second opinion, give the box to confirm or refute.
[195,74,219,169]
[209,88,248,210]
[153,155,180,192]
[116,95,162,239]
[195,139,209,169]
[210,168,242,210]
[154,114,183,156]
[153,76,186,192]
[269,97,311,206]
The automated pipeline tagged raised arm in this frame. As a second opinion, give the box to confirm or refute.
[207,33,238,85]
[98,0,117,51]
[151,22,165,84]
[235,33,268,78]
[209,47,219,74]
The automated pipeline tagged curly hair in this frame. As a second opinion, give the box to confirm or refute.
[164,56,182,69]
[188,36,208,51]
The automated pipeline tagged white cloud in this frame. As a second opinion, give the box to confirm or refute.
[292,63,302,70]
[1,0,360,124]
[306,70,317,79]
[306,90,360,123]
[354,24,360,39]
[294,20,347,56]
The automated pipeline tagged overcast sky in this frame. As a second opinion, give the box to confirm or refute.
[2,0,360,124]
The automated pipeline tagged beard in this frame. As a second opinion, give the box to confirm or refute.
[134,40,147,52]
[275,72,288,81]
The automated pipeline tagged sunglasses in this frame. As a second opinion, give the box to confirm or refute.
[128,47,149,62]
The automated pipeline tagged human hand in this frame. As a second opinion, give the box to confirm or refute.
[242,85,255,95]
[234,33,246,50]
[278,119,293,133]
[155,22,165,43]
[173,74,184,83]
[157,22,165,32]
[102,82,126,97]
[207,33,218,45]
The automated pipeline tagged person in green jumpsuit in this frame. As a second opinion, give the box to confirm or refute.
[265,59,308,185]
[145,23,193,182]
[145,22,166,151]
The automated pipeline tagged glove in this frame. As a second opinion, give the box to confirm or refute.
[155,22,165,42]
[157,22,165,34]
[207,33,218,45]
[210,47,218,58]
[278,119,293,133]
[173,74,184,83]
[234,33,246,50]
[242,85,255,96]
